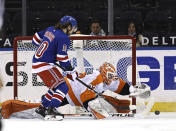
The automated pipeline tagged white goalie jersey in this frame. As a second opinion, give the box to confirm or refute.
[65,69,128,107]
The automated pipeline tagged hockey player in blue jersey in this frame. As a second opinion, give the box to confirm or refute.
[32,16,78,120]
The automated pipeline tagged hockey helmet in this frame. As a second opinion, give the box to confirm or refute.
[60,16,77,32]
[99,62,116,85]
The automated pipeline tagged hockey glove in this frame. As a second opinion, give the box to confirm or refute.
[65,68,78,81]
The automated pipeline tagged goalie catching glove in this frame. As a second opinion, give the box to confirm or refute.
[130,83,151,99]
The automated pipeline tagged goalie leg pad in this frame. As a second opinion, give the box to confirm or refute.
[116,109,130,113]
[88,98,110,119]
[119,99,130,106]
[1,100,40,119]
[88,96,131,118]
[102,95,130,106]
[101,95,130,113]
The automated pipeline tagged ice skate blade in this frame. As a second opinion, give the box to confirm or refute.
[44,115,63,121]
[32,112,44,119]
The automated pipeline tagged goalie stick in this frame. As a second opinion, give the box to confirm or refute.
[75,77,135,115]
[64,112,134,118]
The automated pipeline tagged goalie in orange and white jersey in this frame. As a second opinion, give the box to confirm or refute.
[0,62,151,120]
[56,62,150,119]
[63,62,133,107]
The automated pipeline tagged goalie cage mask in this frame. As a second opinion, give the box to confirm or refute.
[99,62,116,85]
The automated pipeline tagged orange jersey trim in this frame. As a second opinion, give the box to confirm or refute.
[64,77,82,106]
[90,74,103,87]
[80,89,96,104]
[114,79,126,94]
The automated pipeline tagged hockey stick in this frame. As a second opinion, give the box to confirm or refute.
[75,77,100,95]
[55,63,67,71]
[75,77,133,113]
[64,112,134,118]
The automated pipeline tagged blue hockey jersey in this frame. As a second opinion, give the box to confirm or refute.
[32,26,72,73]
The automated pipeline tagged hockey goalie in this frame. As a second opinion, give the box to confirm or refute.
[0,62,151,120]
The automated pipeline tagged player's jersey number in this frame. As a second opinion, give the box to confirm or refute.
[35,41,49,59]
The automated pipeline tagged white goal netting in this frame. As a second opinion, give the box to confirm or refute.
[13,35,136,102]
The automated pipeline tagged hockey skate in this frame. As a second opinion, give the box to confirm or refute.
[130,84,151,99]
[34,105,47,118]
[44,107,64,121]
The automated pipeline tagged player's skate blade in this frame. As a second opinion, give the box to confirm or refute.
[44,107,64,121]
[44,115,63,121]
[33,105,46,117]
[32,111,44,119]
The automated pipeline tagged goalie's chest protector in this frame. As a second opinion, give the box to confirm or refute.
[65,70,102,106]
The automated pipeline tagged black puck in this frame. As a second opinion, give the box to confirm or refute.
[154,110,160,115]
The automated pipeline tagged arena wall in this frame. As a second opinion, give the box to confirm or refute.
[0,47,176,112]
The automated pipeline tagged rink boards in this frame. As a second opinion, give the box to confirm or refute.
[0,47,176,112]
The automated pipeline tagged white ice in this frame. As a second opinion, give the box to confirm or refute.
[1,112,176,131]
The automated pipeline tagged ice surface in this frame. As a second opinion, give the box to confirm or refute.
[1,111,176,131]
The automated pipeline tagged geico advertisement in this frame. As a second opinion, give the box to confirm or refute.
[136,49,176,102]
[0,49,176,102]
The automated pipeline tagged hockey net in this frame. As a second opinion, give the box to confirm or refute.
[13,35,136,114]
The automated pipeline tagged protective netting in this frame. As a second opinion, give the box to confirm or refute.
[17,39,132,50]
[14,36,135,100]
[70,39,132,50]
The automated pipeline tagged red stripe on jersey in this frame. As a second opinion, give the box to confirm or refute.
[33,34,41,44]
[45,93,52,100]
[56,56,68,61]
[53,94,64,101]
[32,63,50,69]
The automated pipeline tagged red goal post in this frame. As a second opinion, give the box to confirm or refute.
[13,35,136,106]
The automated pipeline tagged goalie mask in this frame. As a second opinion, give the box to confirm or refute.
[99,62,116,85]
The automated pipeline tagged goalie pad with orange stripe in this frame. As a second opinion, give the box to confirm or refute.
[102,95,131,113]
[88,98,110,119]
[80,87,131,114]
[1,100,40,119]
[87,95,131,119]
